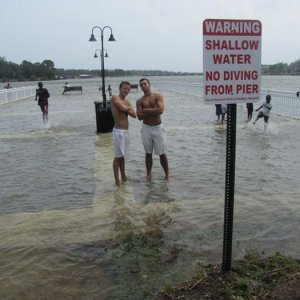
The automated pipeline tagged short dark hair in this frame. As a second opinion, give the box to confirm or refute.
[266,94,271,101]
[119,81,131,89]
[139,78,150,84]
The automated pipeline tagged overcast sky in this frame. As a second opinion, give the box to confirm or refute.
[1,0,300,72]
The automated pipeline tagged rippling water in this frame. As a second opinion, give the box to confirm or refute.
[0,76,299,299]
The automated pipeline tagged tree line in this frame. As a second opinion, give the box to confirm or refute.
[0,57,56,82]
[1,56,300,82]
[262,60,300,75]
[0,57,198,82]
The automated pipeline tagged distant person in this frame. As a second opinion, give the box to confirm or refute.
[215,104,222,122]
[107,85,112,98]
[221,103,227,123]
[246,102,254,121]
[136,78,169,180]
[3,83,11,89]
[253,94,272,129]
[35,82,50,125]
[110,81,136,186]
[62,82,70,94]
[215,103,226,123]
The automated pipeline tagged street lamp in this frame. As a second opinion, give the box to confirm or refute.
[94,49,109,58]
[89,26,115,109]
[94,49,109,82]
[94,49,109,95]
[89,26,116,133]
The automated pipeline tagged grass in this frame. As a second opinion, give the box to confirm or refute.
[157,251,300,300]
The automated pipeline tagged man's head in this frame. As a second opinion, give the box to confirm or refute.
[266,94,271,103]
[119,81,131,97]
[119,81,131,89]
[38,82,43,88]
[139,78,150,92]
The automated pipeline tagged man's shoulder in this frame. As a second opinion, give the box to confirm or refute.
[153,92,163,100]
[111,94,119,102]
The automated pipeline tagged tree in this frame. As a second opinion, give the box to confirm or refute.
[0,57,20,81]
[20,60,35,80]
[40,60,55,79]
[289,59,300,75]
[268,63,289,75]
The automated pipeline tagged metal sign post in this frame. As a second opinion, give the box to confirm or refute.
[222,103,236,271]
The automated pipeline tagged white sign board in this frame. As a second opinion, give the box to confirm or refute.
[203,19,262,104]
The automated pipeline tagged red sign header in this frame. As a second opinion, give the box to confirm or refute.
[203,19,262,36]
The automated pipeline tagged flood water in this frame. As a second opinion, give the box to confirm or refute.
[0,76,299,299]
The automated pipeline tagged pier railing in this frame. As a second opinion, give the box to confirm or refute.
[1,84,300,120]
[0,86,36,105]
[260,89,300,120]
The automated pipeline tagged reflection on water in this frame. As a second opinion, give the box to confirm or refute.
[0,76,299,299]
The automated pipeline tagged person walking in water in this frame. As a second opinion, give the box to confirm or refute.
[246,102,254,121]
[110,81,136,186]
[35,82,50,125]
[136,78,169,180]
[253,94,272,129]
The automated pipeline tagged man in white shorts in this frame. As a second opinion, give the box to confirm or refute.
[110,81,136,186]
[136,78,169,180]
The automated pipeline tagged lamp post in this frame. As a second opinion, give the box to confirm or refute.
[89,26,115,109]
[89,26,116,133]
[94,49,109,91]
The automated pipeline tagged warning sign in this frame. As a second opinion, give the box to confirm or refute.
[203,19,262,104]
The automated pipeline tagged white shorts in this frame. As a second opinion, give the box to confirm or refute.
[113,128,129,158]
[141,123,167,155]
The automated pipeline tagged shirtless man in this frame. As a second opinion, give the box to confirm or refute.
[136,78,169,180]
[110,81,136,186]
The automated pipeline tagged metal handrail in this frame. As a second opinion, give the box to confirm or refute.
[261,89,300,119]
[0,86,36,105]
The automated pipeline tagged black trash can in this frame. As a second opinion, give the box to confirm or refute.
[94,101,114,133]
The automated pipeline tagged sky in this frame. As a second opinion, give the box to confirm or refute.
[1,0,300,73]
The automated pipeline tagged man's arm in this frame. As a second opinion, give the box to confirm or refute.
[255,104,263,112]
[35,89,39,101]
[136,99,146,120]
[142,93,164,115]
[265,104,272,111]
[126,101,136,118]
[112,96,136,118]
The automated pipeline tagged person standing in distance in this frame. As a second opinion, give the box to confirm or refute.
[107,85,112,99]
[35,82,50,125]
[246,102,254,122]
[110,81,136,186]
[136,78,169,180]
